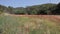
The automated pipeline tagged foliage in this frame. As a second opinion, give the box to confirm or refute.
[0,3,60,15]
[51,3,60,15]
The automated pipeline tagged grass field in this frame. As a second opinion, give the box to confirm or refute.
[0,14,60,34]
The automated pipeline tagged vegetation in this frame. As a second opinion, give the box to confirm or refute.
[0,2,60,34]
[0,3,60,15]
[0,15,60,34]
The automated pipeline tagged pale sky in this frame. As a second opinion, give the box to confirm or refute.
[0,0,60,7]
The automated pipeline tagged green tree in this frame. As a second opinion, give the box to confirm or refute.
[8,6,14,14]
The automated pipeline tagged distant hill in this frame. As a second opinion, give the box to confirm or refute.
[0,3,60,15]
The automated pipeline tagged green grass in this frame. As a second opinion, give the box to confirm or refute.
[0,15,60,34]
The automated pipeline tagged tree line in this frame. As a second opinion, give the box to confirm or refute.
[0,3,60,15]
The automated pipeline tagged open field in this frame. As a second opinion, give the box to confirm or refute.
[0,15,60,34]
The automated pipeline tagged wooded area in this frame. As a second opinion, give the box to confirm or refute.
[0,3,60,15]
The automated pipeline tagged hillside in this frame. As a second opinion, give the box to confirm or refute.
[0,2,60,34]
[0,3,60,15]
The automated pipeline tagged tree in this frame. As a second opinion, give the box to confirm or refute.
[8,6,14,14]
[0,5,7,14]
[51,2,60,15]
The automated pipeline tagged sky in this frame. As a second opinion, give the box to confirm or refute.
[0,0,60,7]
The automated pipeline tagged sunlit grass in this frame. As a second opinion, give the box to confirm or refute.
[0,15,60,34]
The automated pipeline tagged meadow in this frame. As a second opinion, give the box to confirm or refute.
[0,14,60,34]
